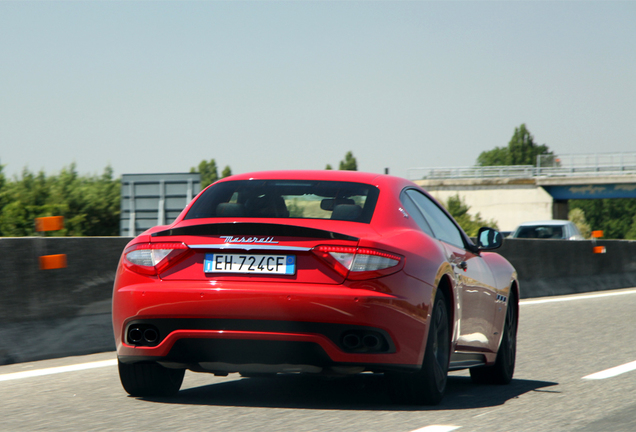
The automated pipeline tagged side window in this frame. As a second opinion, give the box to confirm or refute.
[405,189,465,248]
[399,191,434,236]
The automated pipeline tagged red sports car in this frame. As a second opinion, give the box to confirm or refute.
[112,170,518,404]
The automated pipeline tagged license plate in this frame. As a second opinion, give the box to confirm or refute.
[204,253,296,275]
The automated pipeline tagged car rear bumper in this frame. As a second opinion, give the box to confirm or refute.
[113,274,433,370]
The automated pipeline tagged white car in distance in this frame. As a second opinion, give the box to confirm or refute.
[510,220,585,240]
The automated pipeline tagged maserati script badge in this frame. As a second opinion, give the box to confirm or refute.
[220,236,279,244]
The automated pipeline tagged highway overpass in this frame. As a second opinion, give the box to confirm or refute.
[410,152,636,231]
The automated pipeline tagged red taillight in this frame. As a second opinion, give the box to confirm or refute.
[123,242,189,276]
[312,245,404,280]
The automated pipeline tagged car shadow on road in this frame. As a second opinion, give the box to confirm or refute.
[142,373,558,411]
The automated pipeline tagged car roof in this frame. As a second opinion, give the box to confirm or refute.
[219,170,381,182]
[214,170,417,190]
[516,220,572,227]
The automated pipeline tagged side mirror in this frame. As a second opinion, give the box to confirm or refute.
[477,227,503,250]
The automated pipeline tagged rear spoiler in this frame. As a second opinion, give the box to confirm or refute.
[151,222,359,242]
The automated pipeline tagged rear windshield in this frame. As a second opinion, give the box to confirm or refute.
[514,225,564,239]
[184,180,379,223]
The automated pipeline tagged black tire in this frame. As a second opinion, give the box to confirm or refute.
[118,360,185,397]
[387,289,450,405]
[470,291,517,385]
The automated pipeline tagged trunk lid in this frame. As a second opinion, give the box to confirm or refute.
[155,222,371,284]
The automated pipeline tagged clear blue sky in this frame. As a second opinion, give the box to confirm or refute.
[1,1,635,179]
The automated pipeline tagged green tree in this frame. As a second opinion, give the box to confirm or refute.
[191,159,219,188]
[568,208,591,239]
[443,194,498,236]
[191,160,234,187]
[0,168,50,236]
[626,214,636,240]
[325,164,333,170]
[59,165,120,236]
[221,165,232,178]
[0,163,8,215]
[569,198,636,239]
[0,164,120,236]
[477,124,553,166]
[339,151,357,171]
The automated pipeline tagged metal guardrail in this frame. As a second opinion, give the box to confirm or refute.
[537,152,636,170]
[408,166,536,180]
[408,152,636,180]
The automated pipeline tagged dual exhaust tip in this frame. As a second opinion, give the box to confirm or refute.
[127,325,386,352]
[341,331,385,353]
[127,326,159,346]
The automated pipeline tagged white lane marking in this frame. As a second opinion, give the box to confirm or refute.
[410,426,461,432]
[520,288,636,306]
[583,360,636,380]
[0,359,117,382]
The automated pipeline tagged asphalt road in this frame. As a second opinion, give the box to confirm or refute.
[1,288,635,432]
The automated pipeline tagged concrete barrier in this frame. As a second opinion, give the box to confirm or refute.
[498,238,636,298]
[1,236,635,365]
[0,237,131,365]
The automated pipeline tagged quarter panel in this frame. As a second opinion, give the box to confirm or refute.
[480,251,519,353]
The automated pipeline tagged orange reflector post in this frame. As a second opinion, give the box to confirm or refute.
[593,246,606,254]
[39,254,67,270]
[35,216,64,232]
[591,230,604,238]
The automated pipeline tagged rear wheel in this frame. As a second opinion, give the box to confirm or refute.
[387,289,450,405]
[470,291,517,385]
[118,360,185,397]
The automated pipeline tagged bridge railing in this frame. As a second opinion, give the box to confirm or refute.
[407,165,536,180]
[408,152,636,180]
[538,153,636,170]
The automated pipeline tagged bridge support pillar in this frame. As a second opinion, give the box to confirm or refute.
[552,199,569,220]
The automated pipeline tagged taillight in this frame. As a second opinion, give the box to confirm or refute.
[312,245,404,280]
[123,242,189,276]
